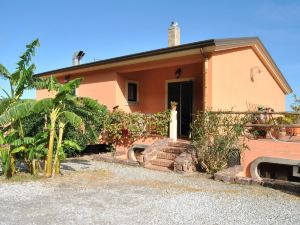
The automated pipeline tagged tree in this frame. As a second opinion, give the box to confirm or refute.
[0,39,40,177]
[0,39,40,105]
[0,39,106,178]
[63,98,107,156]
[33,78,104,176]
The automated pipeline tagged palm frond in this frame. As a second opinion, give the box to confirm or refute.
[33,98,54,113]
[23,137,35,145]
[63,140,81,150]
[0,64,11,79]
[0,86,11,98]
[85,124,99,143]
[0,100,35,126]
[58,78,82,94]
[16,39,40,71]
[10,71,20,85]
[11,138,22,146]
[34,75,61,91]
[0,98,11,114]
[78,97,103,111]
[60,111,83,128]
[11,146,26,154]
[0,132,5,145]
[15,64,36,95]
[71,107,93,118]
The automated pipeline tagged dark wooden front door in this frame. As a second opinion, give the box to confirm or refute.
[168,81,193,136]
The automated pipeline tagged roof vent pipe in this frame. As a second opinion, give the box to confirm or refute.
[72,51,85,65]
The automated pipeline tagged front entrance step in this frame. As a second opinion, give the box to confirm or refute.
[168,141,191,148]
[143,139,193,173]
[157,152,178,160]
[162,146,185,154]
[150,158,174,169]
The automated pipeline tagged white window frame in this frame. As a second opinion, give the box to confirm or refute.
[125,80,139,105]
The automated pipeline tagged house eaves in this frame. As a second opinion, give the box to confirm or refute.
[34,39,215,77]
[35,37,292,94]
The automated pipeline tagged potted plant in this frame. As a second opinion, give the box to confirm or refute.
[290,94,300,136]
[170,101,178,111]
[249,106,269,139]
[280,116,293,136]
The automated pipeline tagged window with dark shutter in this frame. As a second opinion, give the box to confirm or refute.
[127,82,138,102]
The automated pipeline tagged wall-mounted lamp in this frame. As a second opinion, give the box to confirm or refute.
[250,66,262,82]
[64,75,71,83]
[175,68,182,79]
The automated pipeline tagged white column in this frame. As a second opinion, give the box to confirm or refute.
[169,110,177,141]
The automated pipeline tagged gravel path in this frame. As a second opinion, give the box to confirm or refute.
[0,156,299,225]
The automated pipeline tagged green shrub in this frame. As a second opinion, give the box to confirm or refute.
[20,101,108,157]
[63,103,108,156]
[21,112,46,137]
[102,109,170,149]
[290,94,300,123]
[191,111,248,174]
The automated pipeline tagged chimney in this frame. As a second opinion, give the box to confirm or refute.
[72,51,85,65]
[168,21,180,47]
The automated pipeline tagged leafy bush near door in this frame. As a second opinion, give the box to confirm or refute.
[191,111,249,174]
[102,109,170,149]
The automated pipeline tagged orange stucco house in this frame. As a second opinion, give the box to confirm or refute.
[36,22,292,137]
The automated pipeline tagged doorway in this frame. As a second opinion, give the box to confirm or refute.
[167,80,193,136]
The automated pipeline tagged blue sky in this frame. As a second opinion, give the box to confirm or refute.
[1,0,299,109]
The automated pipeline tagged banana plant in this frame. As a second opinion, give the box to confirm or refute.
[53,121,80,175]
[0,39,40,137]
[33,79,81,176]
[0,39,40,178]
[0,130,26,178]
[0,74,102,177]
[34,78,102,177]
[0,128,49,177]
[0,39,40,106]
[24,131,48,175]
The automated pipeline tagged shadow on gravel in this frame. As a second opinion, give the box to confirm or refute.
[60,164,76,171]
[65,159,92,165]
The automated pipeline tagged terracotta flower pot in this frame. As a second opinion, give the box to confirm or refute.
[293,127,300,136]
[270,129,280,139]
[285,127,293,136]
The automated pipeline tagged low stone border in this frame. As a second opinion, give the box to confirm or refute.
[93,153,140,167]
[214,165,300,194]
[93,153,300,194]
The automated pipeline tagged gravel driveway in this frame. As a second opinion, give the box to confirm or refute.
[0,156,299,225]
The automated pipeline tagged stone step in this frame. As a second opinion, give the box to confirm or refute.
[168,141,191,148]
[157,152,178,160]
[162,146,185,154]
[150,159,174,168]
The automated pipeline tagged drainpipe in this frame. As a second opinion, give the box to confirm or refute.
[200,48,209,111]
